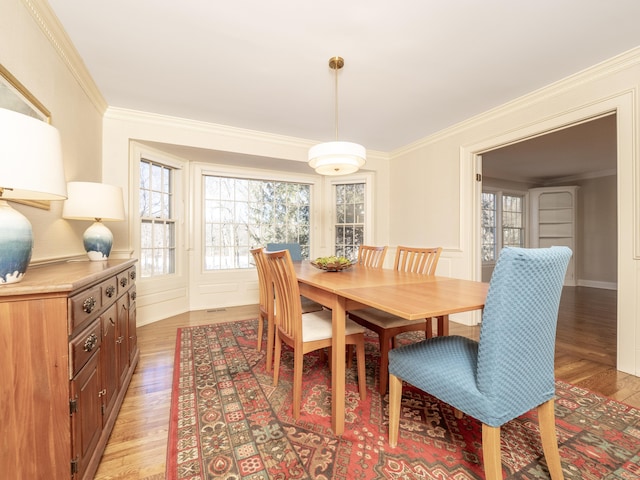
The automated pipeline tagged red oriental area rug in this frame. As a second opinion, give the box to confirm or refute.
[166,319,640,479]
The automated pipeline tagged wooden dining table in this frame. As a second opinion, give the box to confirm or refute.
[293,261,489,435]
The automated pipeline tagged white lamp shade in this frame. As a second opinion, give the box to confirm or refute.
[0,108,67,283]
[308,141,366,175]
[63,182,125,261]
[0,108,67,200]
[63,182,125,221]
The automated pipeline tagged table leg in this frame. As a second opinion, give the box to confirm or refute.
[331,297,346,435]
[437,314,450,336]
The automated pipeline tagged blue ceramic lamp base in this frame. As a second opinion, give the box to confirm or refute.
[83,221,114,261]
[0,200,34,284]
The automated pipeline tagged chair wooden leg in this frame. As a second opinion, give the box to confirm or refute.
[538,399,565,480]
[378,334,392,395]
[355,337,366,401]
[482,424,503,480]
[292,349,304,420]
[346,345,354,369]
[453,408,463,419]
[388,373,402,447]
[272,335,282,386]
[256,312,264,351]
[265,313,275,372]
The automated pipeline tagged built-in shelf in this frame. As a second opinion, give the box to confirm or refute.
[530,186,578,286]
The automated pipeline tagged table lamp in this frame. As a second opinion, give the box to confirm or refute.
[63,181,125,261]
[0,108,68,284]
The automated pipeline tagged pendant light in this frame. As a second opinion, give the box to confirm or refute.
[308,56,366,175]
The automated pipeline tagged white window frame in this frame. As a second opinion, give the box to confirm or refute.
[325,172,375,258]
[192,163,322,277]
[130,142,188,290]
[482,187,528,266]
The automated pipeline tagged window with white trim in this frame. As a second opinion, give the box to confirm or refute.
[139,159,176,277]
[482,190,525,263]
[334,182,365,259]
[203,175,312,269]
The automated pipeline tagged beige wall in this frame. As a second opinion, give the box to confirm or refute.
[574,175,617,286]
[1,0,105,262]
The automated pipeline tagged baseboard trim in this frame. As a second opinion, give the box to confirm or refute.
[577,279,617,290]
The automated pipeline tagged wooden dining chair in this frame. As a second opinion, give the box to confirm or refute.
[265,243,323,315]
[356,245,388,268]
[251,247,322,372]
[265,249,367,420]
[347,245,444,394]
[388,246,572,480]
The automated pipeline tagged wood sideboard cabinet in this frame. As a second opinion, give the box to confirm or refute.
[0,259,138,480]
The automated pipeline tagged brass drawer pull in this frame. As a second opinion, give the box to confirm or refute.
[120,277,128,288]
[129,270,136,281]
[131,291,137,301]
[83,333,98,352]
[105,285,116,298]
[83,297,97,314]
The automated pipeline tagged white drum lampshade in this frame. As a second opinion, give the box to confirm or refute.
[63,182,125,261]
[308,141,366,175]
[308,57,366,175]
[0,108,67,284]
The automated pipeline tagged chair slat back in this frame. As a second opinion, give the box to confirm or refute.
[477,246,572,417]
[265,249,303,346]
[394,246,442,274]
[250,248,271,315]
[356,245,388,268]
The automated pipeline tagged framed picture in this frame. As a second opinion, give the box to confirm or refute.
[0,64,53,209]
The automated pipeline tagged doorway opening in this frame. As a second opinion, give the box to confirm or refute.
[477,114,618,369]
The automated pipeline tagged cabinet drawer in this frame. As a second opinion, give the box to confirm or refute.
[69,285,102,334]
[101,275,119,307]
[69,319,102,377]
[116,266,135,295]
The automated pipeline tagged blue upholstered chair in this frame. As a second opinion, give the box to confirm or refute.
[266,243,302,261]
[388,246,572,480]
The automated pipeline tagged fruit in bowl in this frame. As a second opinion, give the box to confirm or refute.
[311,256,354,271]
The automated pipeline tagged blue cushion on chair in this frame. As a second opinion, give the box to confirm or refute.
[266,243,302,261]
[388,246,572,427]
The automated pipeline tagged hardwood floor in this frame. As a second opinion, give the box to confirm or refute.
[94,286,640,479]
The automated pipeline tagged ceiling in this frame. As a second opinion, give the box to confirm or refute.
[47,1,638,178]
[481,114,617,184]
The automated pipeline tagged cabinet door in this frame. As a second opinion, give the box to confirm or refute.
[128,297,137,363]
[116,295,130,387]
[70,352,102,480]
[101,303,119,422]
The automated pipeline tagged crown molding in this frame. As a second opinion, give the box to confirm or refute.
[106,107,314,148]
[391,46,640,158]
[106,106,389,161]
[23,0,108,115]
[544,168,617,185]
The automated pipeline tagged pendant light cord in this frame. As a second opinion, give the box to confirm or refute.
[334,59,339,141]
